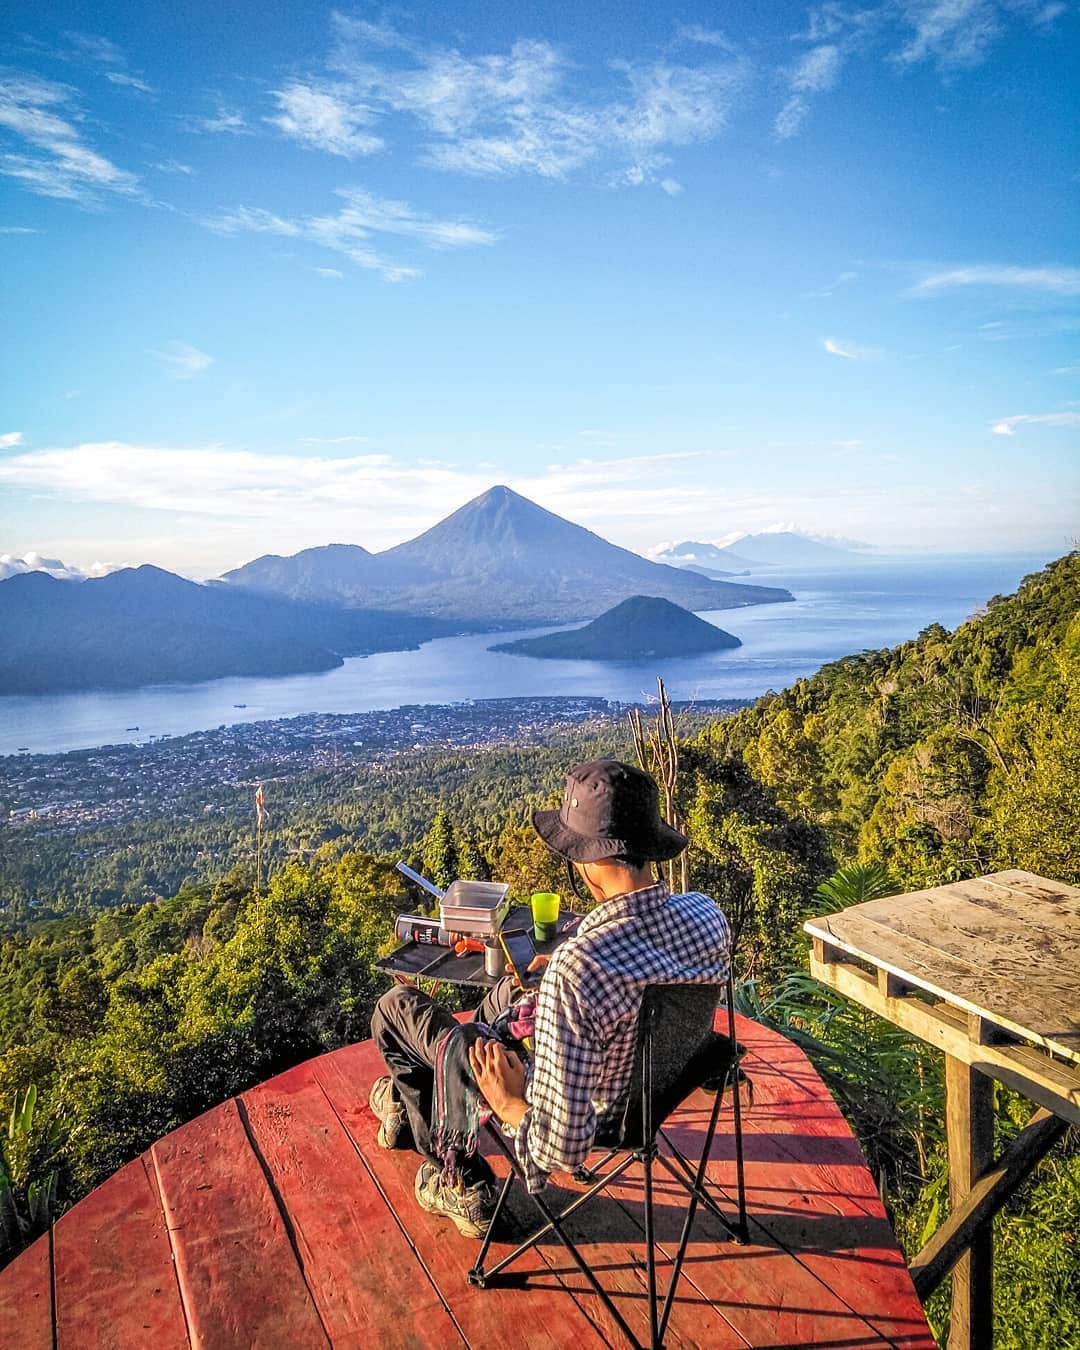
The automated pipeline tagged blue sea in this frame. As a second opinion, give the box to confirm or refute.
[0,554,1054,756]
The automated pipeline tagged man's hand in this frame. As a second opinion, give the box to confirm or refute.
[505,952,551,979]
[469,1039,528,1130]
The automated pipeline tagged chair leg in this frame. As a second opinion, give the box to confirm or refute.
[524,1185,641,1349]
[468,1166,516,1286]
[726,974,750,1243]
[477,1152,638,1282]
[642,1150,660,1349]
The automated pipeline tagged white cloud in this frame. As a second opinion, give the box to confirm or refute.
[0,224,37,233]
[823,336,880,360]
[152,159,194,175]
[267,82,383,157]
[0,431,24,449]
[105,72,154,95]
[151,342,213,380]
[63,32,124,66]
[775,44,842,138]
[0,442,720,561]
[314,266,344,279]
[991,412,1080,435]
[0,73,139,204]
[893,0,1005,68]
[207,188,497,282]
[2,439,1068,566]
[918,264,1080,295]
[660,176,683,195]
[182,106,249,135]
[835,438,864,448]
[323,18,748,186]
[0,550,117,581]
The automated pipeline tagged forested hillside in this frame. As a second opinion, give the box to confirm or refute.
[676,552,1080,1345]
[694,550,1079,889]
[1,555,1076,1345]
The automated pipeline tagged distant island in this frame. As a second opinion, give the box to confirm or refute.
[651,532,869,571]
[491,595,742,661]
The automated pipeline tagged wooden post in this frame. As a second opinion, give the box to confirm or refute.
[945,1056,994,1350]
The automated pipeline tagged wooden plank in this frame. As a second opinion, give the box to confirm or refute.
[805,908,1080,1063]
[806,872,1080,1058]
[945,1057,994,1350]
[911,1107,1068,1299]
[977,869,1080,909]
[807,954,1080,1124]
[240,1057,462,1347]
[151,1096,329,1348]
[54,1154,188,1350]
[313,1040,614,1350]
[851,880,1079,1030]
[0,1233,53,1348]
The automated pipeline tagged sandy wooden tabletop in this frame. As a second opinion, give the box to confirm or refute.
[804,869,1080,1065]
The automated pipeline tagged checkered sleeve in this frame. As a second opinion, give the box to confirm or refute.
[514,952,603,1192]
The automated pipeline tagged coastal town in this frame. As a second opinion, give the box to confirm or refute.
[1,696,748,836]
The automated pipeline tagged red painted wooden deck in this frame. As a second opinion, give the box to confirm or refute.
[0,1015,934,1349]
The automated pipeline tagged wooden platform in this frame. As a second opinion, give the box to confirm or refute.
[0,1016,934,1349]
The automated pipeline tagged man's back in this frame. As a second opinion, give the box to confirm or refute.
[516,882,730,1189]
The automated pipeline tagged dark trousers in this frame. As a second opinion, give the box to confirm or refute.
[370,977,519,1179]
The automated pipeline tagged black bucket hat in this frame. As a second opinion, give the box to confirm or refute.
[532,758,688,864]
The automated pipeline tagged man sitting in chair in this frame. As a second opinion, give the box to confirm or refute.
[369,758,732,1239]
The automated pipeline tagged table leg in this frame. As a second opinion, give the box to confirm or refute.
[945,1055,994,1350]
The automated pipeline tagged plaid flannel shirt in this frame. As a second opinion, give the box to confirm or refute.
[514,883,731,1192]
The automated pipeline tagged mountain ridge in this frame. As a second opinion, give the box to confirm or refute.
[223,485,794,623]
[0,568,451,696]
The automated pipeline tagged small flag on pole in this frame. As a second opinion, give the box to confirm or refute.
[255,784,268,827]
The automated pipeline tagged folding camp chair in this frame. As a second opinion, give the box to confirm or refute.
[468,974,748,1350]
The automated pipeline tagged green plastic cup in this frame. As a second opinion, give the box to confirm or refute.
[531,892,560,944]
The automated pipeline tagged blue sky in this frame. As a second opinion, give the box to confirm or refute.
[0,1,1077,576]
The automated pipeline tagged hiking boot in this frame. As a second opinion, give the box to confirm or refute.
[369,1075,411,1150]
[414,1162,499,1239]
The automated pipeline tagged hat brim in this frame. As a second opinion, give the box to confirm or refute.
[532,808,688,864]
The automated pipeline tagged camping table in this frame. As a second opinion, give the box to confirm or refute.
[375,904,580,989]
[804,869,1080,1350]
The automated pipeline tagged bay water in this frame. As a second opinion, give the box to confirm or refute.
[0,554,1053,756]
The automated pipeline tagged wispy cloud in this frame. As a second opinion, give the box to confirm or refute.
[991,412,1080,435]
[152,159,193,175]
[105,71,155,95]
[62,32,125,66]
[181,105,249,135]
[267,82,383,157]
[0,431,24,449]
[823,336,880,360]
[151,342,213,380]
[890,0,1066,71]
[0,224,37,233]
[0,73,139,204]
[775,44,842,138]
[319,17,748,187]
[0,442,720,559]
[314,266,344,279]
[917,264,1080,295]
[893,0,1006,68]
[207,187,497,282]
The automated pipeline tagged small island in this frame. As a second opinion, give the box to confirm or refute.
[491,595,742,662]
